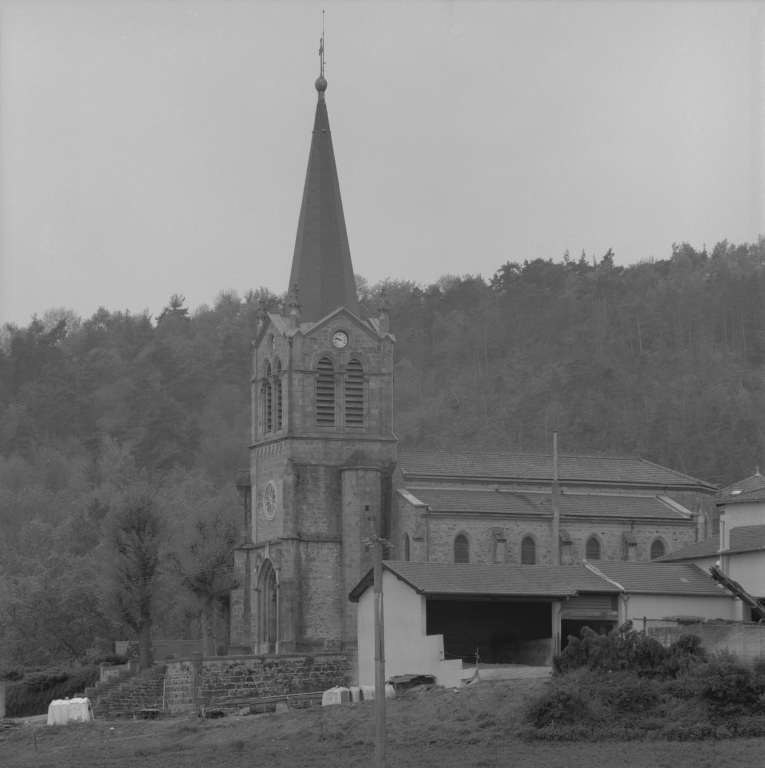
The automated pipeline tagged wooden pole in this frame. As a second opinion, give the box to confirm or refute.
[373,541,387,768]
[551,431,560,565]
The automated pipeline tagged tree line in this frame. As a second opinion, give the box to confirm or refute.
[0,239,764,666]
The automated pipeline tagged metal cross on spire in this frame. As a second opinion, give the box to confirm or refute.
[319,11,325,77]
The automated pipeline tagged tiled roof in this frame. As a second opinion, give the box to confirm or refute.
[397,450,713,490]
[405,488,689,520]
[720,486,765,506]
[657,526,765,561]
[349,562,617,602]
[590,562,726,596]
[720,472,765,502]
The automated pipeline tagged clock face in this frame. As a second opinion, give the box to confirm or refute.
[332,330,349,349]
[263,482,277,521]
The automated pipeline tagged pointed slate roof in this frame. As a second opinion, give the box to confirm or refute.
[287,77,359,323]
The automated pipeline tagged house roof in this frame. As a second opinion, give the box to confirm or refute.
[404,488,691,521]
[286,77,359,322]
[657,525,765,561]
[588,562,726,596]
[349,562,618,602]
[719,471,765,503]
[397,450,714,491]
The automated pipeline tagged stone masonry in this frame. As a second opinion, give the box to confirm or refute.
[164,652,351,714]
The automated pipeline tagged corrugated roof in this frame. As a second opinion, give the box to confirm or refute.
[349,562,617,602]
[657,525,765,561]
[407,488,689,520]
[590,562,725,596]
[720,472,765,503]
[397,450,713,490]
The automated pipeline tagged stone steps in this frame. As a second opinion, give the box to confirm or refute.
[81,663,166,720]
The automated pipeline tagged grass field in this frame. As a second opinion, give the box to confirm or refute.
[3,679,765,768]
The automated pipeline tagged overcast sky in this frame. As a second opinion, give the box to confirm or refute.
[0,0,762,327]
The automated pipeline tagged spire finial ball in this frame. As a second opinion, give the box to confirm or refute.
[315,76,327,92]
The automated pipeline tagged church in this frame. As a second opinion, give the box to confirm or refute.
[228,69,718,656]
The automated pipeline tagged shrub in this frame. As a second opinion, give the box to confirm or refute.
[611,677,660,714]
[553,622,706,679]
[5,666,99,717]
[697,651,765,716]
[526,686,593,728]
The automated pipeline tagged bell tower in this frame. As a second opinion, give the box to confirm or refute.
[230,63,397,656]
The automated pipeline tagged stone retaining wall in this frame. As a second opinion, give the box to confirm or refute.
[164,652,352,714]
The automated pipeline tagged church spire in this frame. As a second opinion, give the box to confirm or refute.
[287,52,359,323]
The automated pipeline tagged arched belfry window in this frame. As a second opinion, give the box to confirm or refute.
[586,537,601,561]
[404,534,410,562]
[264,362,273,433]
[316,356,336,427]
[650,540,665,560]
[275,359,283,431]
[521,536,536,565]
[345,358,365,427]
[454,534,469,564]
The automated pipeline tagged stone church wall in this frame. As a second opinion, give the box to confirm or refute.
[298,541,344,650]
[164,652,352,714]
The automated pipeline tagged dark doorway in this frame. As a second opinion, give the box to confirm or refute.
[426,599,551,664]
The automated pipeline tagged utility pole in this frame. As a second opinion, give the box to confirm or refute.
[551,431,560,565]
[373,539,387,768]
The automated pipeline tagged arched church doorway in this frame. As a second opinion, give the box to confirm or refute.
[259,559,278,654]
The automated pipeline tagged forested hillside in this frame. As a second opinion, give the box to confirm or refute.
[0,239,764,665]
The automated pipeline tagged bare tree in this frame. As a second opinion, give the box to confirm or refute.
[168,495,239,656]
[99,483,166,669]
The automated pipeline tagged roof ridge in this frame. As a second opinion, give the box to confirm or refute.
[636,456,709,485]
[400,448,663,461]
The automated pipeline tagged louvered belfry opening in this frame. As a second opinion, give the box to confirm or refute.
[315,356,336,427]
[344,357,365,427]
[265,362,273,433]
[275,359,283,431]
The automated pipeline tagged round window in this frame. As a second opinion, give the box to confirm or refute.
[263,482,278,521]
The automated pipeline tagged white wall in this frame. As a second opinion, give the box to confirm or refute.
[625,593,741,625]
[356,571,464,689]
[729,551,765,598]
[724,501,765,529]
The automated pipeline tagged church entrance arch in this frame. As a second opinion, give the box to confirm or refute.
[259,559,278,654]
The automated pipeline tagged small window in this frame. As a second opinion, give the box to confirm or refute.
[521,536,535,565]
[316,357,335,427]
[650,540,666,560]
[454,534,469,564]
[275,359,283,431]
[586,538,601,560]
[345,358,365,427]
[404,534,410,562]
[264,362,273,433]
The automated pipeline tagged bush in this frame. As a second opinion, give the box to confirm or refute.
[553,622,706,679]
[5,666,100,717]
[697,651,765,716]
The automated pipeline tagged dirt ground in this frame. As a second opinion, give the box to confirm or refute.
[2,679,765,768]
